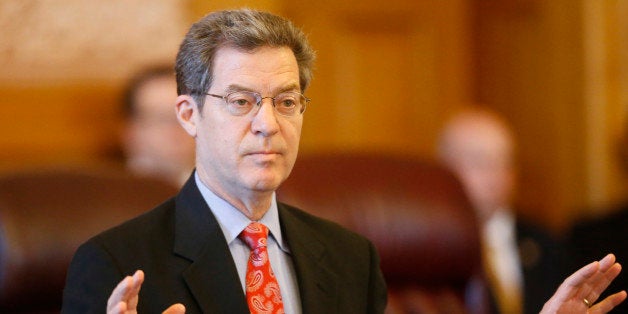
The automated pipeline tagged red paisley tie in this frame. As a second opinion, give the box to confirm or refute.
[239,222,285,314]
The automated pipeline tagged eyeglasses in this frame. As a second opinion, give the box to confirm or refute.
[206,91,309,117]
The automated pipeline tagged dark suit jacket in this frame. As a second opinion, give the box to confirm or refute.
[61,176,387,313]
[516,220,568,314]
[568,205,628,314]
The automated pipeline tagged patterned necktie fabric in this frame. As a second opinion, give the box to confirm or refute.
[239,222,285,314]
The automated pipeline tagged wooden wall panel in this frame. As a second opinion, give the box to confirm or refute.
[0,0,188,83]
[582,0,628,213]
[0,83,122,170]
[285,0,473,158]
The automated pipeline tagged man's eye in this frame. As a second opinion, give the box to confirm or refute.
[231,98,251,106]
[278,97,296,107]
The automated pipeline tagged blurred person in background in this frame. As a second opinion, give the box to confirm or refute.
[567,117,628,313]
[121,65,195,186]
[437,106,567,314]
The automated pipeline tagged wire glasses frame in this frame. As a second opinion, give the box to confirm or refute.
[206,91,309,117]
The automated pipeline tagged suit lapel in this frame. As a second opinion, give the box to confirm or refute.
[279,204,339,313]
[171,177,340,313]
[173,176,249,314]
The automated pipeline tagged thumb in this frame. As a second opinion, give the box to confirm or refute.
[162,303,185,314]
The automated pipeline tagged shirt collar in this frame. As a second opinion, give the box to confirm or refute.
[194,172,289,252]
[484,208,515,244]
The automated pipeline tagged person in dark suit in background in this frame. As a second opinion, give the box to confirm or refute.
[62,9,387,314]
[62,8,625,314]
[437,107,568,314]
[568,117,628,313]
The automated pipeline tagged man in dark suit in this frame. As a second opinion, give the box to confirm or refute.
[436,107,568,314]
[62,8,625,314]
[61,9,386,314]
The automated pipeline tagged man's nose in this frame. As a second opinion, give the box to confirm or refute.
[250,98,280,136]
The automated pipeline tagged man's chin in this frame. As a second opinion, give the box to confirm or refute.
[246,174,287,193]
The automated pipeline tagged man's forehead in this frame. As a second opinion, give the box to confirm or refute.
[213,45,296,66]
[211,46,300,90]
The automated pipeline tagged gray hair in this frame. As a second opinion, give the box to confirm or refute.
[175,9,316,110]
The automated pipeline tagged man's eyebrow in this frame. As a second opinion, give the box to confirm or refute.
[277,83,300,93]
[224,84,253,93]
[223,83,301,94]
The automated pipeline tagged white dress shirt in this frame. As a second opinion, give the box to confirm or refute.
[483,209,524,313]
[195,173,302,313]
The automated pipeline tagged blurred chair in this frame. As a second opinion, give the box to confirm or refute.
[0,166,178,313]
[277,153,488,314]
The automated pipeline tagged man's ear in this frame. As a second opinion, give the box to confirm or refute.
[175,95,199,137]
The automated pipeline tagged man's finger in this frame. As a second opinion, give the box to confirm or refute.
[163,303,186,314]
[588,263,622,303]
[106,270,145,313]
[107,276,133,312]
[597,254,616,273]
[590,291,627,314]
[129,270,145,299]
[551,260,599,303]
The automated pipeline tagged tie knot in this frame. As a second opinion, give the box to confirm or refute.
[239,222,269,251]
